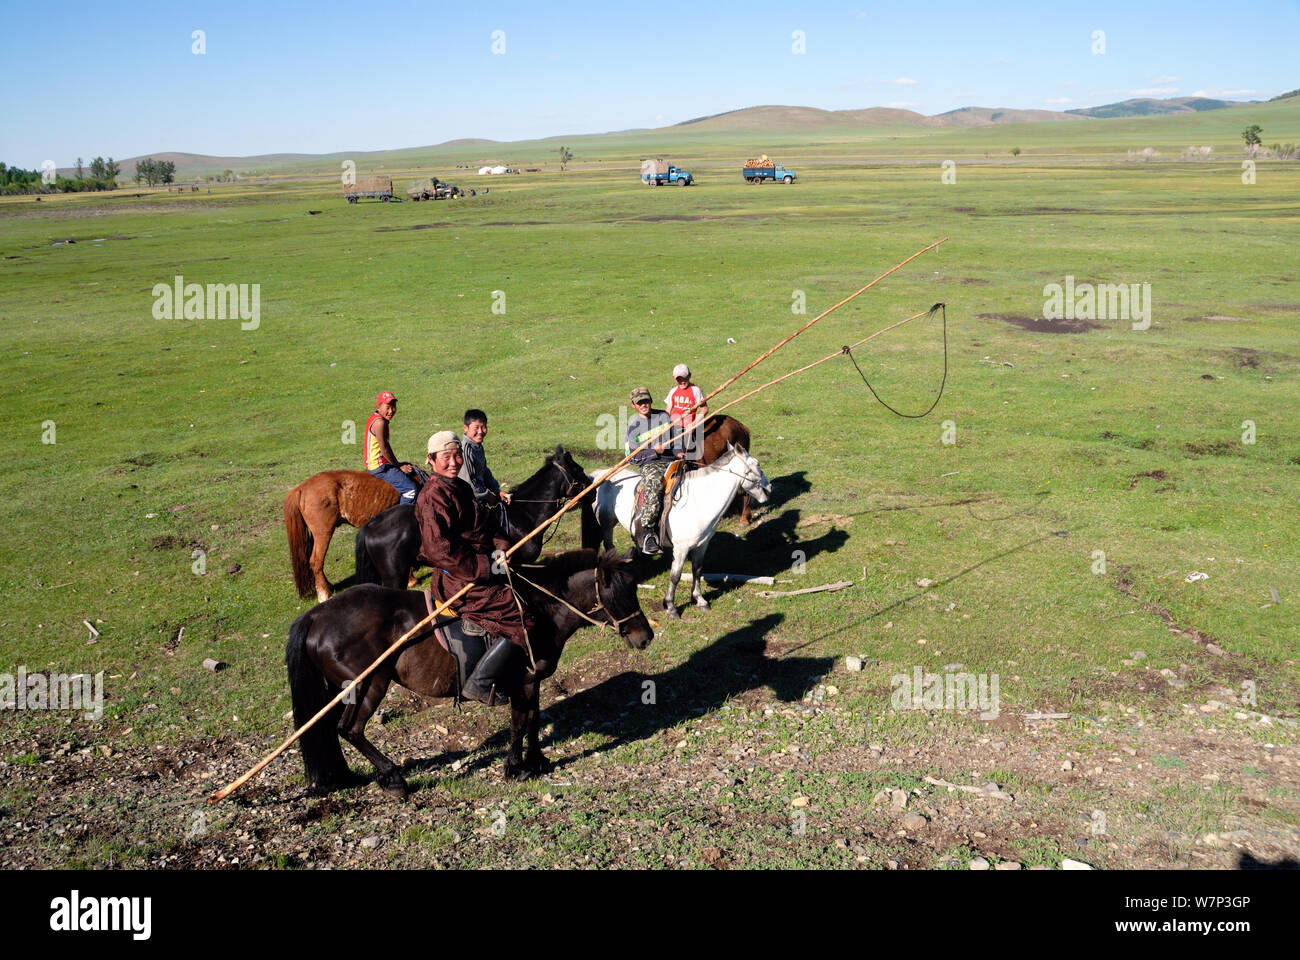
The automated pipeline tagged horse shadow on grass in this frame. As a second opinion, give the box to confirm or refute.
[406,612,834,782]
[635,470,845,604]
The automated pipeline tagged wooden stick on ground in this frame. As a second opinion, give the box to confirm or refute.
[757,580,854,599]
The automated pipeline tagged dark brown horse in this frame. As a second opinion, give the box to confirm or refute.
[697,414,755,523]
[286,548,652,795]
[285,468,425,602]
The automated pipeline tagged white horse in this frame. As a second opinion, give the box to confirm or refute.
[592,445,772,619]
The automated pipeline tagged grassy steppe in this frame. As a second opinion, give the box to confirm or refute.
[0,114,1297,868]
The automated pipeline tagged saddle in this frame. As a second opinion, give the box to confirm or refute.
[424,589,506,695]
[632,460,685,548]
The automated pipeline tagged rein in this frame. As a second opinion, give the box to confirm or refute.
[508,566,639,633]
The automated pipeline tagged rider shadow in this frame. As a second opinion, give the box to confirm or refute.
[439,613,834,779]
[635,507,849,607]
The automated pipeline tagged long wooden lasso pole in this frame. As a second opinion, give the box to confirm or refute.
[208,238,947,804]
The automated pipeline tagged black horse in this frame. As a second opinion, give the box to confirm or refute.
[354,445,601,589]
[287,548,652,796]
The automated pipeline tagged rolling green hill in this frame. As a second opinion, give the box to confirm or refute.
[47,95,1300,183]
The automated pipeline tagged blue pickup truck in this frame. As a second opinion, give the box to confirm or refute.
[641,159,694,186]
[742,160,797,183]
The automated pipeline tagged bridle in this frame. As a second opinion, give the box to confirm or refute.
[502,459,587,547]
[509,563,641,634]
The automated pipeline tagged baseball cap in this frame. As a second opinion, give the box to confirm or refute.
[630,387,652,404]
[427,430,460,455]
[672,363,690,379]
[376,390,396,406]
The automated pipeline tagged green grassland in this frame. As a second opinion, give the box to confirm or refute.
[1,104,1297,868]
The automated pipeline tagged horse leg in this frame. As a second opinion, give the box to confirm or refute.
[522,682,550,775]
[308,521,334,602]
[505,691,528,780]
[740,493,752,525]
[336,674,407,798]
[690,545,709,609]
[665,543,687,620]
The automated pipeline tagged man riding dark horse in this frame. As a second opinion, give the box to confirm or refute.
[415,430,535,704]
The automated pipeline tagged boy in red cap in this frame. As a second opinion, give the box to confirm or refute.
[364,390,420,505]
[665,363,707,460]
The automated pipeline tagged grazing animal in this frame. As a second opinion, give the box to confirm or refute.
[284,467,427,603]
[697,414,755,523]
[593,445,771,619]
[286,548,652,795]
[354,446,596,590]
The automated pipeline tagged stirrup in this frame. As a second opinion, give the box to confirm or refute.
[641,532,661,555]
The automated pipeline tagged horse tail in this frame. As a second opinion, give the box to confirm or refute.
[285,611,351,790]
[284,486,315,599]
[354,521,381,586]
[580,498,603,551]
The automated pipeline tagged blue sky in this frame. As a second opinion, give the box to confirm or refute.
[2,0,1296,166]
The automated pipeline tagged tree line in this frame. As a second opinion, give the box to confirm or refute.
[1,156,120,194]
[133,157,177,186]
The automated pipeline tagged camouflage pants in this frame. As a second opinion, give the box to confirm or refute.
[635,461,669,532]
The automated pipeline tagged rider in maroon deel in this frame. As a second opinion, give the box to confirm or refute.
[415,430,535,703]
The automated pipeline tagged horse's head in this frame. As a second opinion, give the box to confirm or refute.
[723,444,772,503]
[595,548,654,650]
[552,445,590,498]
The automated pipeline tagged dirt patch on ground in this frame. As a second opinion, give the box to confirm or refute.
[1179,314,1252,323]
[1184,440,1239,458]
[1126,469,1174,491]
[374,223,452,231]
[976,313,1102,334]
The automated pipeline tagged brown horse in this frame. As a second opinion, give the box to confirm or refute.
[697,414,755,523]
[285,470,417,602]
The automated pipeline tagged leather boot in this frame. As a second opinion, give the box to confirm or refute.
[462,637,523,705]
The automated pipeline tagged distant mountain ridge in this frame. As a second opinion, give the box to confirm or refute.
[81,93,1285,180]
[674,103,1081,130]
[1066,96,1248,118]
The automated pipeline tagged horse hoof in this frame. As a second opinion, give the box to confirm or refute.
[695,597,710,609]
[525,755,552,776]
[667,605,682,620]
[380,778,409,799]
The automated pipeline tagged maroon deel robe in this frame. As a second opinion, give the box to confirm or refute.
[415,472,534,648]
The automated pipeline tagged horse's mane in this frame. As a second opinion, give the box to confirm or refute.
[510,448,568,498]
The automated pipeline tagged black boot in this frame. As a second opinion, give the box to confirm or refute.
[462,637,523,705]
[641,531,660,555]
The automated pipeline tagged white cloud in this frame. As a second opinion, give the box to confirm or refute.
[1129,87,1179,97]
[887,101,917,108]
[1192,88,1260,98]
[655,114,664,121]
[1046,97,1071,104]
[893,77,917,85]
[1153,75,1180,84]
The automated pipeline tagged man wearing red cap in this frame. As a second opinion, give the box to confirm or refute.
[364,391,420,505]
